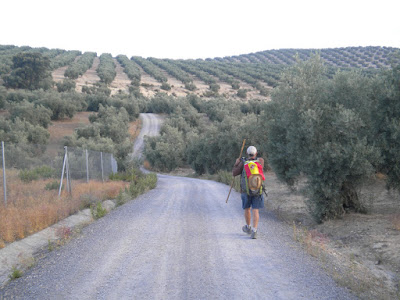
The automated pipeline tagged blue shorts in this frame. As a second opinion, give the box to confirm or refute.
[241,193,264,209]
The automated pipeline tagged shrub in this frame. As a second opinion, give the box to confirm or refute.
[56,79,76,92]
[9,267,22,280]
[45,180,60,191]
[209,83,220,92]
[237,89,247,99]
[18,166,56,182]
[90,202,107,219]
[161,82,171,91]
[184,82,197,91]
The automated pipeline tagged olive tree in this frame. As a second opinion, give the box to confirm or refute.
[265,55,380,222]
[4,52,52,90]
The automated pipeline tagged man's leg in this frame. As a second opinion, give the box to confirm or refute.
[252,209,259,229]
[244,208,251,226]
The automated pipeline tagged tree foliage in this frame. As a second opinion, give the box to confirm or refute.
[97,53,116,85]
[265,55,381,222]
[4,52,52,90]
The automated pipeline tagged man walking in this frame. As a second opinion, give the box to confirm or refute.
[232,146,265,239]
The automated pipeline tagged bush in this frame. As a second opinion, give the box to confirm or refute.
[237,89,247,99]
[185,82,197,91]
[18,166,56,182]
[209,83,220,92]
[161,82,171,91]
[109,168,142,182]
[90,202,107,219]
[56,79,76,92]
[45,180,60,191]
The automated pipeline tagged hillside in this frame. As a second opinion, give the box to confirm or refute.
[1,45,399,101]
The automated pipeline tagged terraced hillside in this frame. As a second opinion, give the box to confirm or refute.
[1,45,399,101]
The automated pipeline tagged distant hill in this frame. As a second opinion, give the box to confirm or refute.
[1,45,399,100]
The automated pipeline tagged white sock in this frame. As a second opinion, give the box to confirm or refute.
[252,227,257,232]
[246,225,251,229]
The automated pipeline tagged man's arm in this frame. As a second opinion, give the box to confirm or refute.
[258,157,265,168]
[232,159,243,176]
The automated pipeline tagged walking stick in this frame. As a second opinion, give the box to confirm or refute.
[226,139,246,203]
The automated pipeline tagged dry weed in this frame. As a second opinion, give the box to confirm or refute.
[129,119,141,141]
[390,214,400,231]
[0,175,129,248]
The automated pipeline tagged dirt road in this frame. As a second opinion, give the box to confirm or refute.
[0,114,356,299]
[132,113,162,159]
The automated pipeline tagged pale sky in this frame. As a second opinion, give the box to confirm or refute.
[1,0,399,59]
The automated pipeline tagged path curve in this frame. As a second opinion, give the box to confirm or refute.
[132,113,163,159]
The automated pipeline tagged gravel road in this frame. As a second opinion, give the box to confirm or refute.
[0,114,357,299]
[132,113,161,159]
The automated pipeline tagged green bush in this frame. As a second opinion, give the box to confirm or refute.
[19,169,39,182]
[237,89,247,99]
[79,194,101,210]
[19,166,56,182]
[45,180,60,191]
[116,188,131,206]
[91,202,107,219]
[56,79,76,92]
[184,82,197,91]
[109,168,142,182]
[161,82,171,91]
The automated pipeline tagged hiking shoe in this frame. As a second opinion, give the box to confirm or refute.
[242,225,251,234]
[251,230,258,239]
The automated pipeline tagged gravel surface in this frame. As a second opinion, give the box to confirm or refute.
[132,113,161,159]
[0,174,357,299]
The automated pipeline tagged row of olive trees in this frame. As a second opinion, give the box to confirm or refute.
[97,53,116,85]
[148,58,195,87]
[131,56,168,83]
[116,55,141,86]
[50,50,81,70]
[64,52,96,79]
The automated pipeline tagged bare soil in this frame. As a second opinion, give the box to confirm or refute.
[110,59,131,95]
[51,66,69,83]
[75,57,100,92]
[47,111,92,145]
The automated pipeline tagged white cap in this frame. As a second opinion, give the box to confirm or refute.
[247,146,257,156]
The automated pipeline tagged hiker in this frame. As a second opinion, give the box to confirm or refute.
[232,146,265,239]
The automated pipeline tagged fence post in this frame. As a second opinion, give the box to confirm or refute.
[111,154,118,173]
[2,141,7,206]
[59,146,67,197]
[101,152,104,182]
[86,149,89,183]
[66,148,71,194]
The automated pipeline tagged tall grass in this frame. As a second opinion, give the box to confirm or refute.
[0,168,129,248]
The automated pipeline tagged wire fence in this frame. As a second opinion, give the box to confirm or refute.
[0,141,118,206]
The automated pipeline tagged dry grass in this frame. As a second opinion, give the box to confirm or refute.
[0,169,129,248]
[48,111,92,143]
[390,213,400,231]
[128,118,141,141]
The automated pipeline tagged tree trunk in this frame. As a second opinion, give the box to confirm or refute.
[340,181,366,213]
